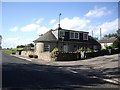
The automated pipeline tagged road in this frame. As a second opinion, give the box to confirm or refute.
[2,53,119,89]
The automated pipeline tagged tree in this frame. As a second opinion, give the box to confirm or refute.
[28,43,34,47]
[117,29,120,36]
[104,33,118,38]
[113,36,120,49]
[16,45,25,48]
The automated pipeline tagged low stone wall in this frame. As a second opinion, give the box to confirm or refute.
[21,51,34,56]
[37,52,51,61]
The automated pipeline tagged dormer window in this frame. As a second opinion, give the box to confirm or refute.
[70,32,79,39]
[59,30,65,38]
[83,33,88,40]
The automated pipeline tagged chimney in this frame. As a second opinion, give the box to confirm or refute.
[58,24,62,30]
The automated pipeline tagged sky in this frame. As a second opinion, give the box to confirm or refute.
[1,1,119,48]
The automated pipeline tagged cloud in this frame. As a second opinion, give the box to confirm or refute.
[99,18,118,35]
[37,26,50,35]
[88,18,118,38]
[9,17,117,42]
[10,26,18,32]
[53,17,90,31]
[2,37,33,48]
[21,23,40,32]
[85,6,111,18]
[50,19,56,24]
[35,18,44,24]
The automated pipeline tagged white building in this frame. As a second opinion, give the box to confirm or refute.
[98,37,117,49]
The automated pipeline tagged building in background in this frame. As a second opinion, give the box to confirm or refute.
[98,37,117,49]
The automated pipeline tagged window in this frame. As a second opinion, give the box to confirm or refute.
[83,33,88,40]
[70,32,74,39]
[44,44,50,52]
[70,32,79,39]
[75,33,79,39]
[59,30,65,38]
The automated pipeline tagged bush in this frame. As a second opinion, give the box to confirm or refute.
[33,55,38,58]
[113,36,120,49]
[12,52,16,54]
[76,47,85,53]
[29,55,33,58]
[51,48,61,58]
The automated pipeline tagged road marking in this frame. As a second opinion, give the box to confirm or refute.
[90,75,119,85]
[66,67,119,85]
[67,68,78,74]
[31,68,44,71]
[103,79,119,84]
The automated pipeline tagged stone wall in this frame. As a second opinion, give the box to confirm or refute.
[21,51,34,56]
[37,52,51,61]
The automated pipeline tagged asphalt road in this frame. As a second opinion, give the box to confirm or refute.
[2,53,119,89]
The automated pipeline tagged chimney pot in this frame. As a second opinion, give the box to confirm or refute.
[58,24,62,30]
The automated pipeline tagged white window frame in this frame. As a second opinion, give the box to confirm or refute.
[44,44,50,52]
[70,32,79,39]
[59,30,65,38]
[83,33,88,40]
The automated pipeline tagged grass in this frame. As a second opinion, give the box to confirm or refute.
[3,49,14,54]
[3,48,24,54]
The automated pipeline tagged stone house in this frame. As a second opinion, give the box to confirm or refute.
[33,25,101,61]
[98,37,117,49]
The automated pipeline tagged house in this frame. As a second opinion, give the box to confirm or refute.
[33,24,101,60]
[98,37,117,49]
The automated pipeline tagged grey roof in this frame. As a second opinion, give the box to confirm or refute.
[34,30,57,42]
[87,36,101,46]
[98,37,117,43]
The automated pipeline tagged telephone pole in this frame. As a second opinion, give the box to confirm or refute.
[92,30,93,37]
[59,13,61,25]
[100,28,102,40]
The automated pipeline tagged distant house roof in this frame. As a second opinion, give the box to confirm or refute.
[98,37,117,43]
[88,36,101,45]
[34,30,57,42]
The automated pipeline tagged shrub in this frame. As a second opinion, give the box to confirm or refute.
[33,55,38,58]
[86,48,93,52]
[76,47,85,53]
[12,52,16,54]
[29,55,33,58]
[51,48,61,58]
[113,36,120,49]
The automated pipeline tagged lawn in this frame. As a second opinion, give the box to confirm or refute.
[3,48,24,54]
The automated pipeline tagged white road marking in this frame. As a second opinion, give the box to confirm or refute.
[103,79,119,84]
[67,68,78,74]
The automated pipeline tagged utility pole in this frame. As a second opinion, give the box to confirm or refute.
[100,28,102,40]
[92,30,93,37]
[59,13,61,25]
[57,13,62,48]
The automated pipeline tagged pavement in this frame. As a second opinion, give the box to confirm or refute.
[11,54,120,86]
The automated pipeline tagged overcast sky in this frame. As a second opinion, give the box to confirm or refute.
[1,1,119,48]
